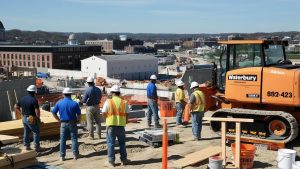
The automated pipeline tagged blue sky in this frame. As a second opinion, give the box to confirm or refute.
[1,0,299,34]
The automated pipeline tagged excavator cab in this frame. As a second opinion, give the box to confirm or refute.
[217,40,290,91]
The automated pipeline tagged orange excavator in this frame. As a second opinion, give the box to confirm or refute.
[199,39,299,143]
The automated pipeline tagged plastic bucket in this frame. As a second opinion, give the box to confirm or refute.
[231,143,256,169]
[209,156,223,169]
[277,149,296,169]
[293,161,300,169]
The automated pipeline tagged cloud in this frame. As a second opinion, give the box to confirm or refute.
[64,0,155,6]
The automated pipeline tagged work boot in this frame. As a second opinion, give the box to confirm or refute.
[24,146,31,151]
[73,154,80,160]
[146,123,151,128]
[60,156,65,162]
[154,124,162,129]
[121,159,131,165]
[105,161,115,167]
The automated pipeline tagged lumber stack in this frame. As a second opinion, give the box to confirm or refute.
[0,149,37,169]
[0,110,60,138]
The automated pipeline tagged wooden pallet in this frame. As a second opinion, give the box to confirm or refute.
[139,136,174,148]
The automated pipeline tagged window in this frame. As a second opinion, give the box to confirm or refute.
[265,45,285,65]
[28,62,31,67]
[236,44,261,68]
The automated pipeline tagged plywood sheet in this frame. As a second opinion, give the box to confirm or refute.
[0,135,19,145]
[173,146,221,168]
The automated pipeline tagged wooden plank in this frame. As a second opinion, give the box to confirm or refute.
[221,122,226,165]
[235,122,241,168]
[0,158,37,169]
[203,117,253,123]
[173,146,221,168]
[0,135,19,145]
[0,150,36,167]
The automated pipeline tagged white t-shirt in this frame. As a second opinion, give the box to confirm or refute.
[102,100,130,114]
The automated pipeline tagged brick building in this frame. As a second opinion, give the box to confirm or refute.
[0,45,101,70]
[85,39,113,53]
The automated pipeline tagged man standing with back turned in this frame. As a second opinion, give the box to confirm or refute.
[15,85,41,152]
[146,74,161,128]
[52,88,81,161]
[102,85,131,167]
[82,76,102,140]
[189,81,205,141]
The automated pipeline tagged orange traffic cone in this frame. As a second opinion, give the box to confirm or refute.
[182,104,190,124]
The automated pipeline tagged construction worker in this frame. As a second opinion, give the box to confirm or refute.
[82,76,102,140]
[189,81,205,141]
[52,88,81,161]
[15,85,41,151]
[146,74,161,128]
[102,85,131,167]
[175,80,186,127]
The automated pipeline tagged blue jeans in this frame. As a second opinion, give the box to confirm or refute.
[147,99,159,126]
[106,126,127,162]
[176,102,185,125]
[22,116,40,149]
[191,112,204,139]
[60,122,79,157]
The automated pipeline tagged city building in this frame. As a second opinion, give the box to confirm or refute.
[113,39,143,50]
[125,45,155,54]
[85,39,113,53]
[154,43,175,51]
[81,54,158,80]
[0,45,101,70]
[0,21,5,41]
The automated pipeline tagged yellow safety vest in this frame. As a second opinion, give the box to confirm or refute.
[191,90,205,112]
[106,96,127,126]
[175,88,185,103]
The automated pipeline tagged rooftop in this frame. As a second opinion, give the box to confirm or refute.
[88,54,157,61]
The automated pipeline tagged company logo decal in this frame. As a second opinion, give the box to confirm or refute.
[228,74,257,81]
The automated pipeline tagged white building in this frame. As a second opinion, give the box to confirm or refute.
[81,54,158,80]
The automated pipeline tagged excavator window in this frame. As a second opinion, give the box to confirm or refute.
[264,44,285,65]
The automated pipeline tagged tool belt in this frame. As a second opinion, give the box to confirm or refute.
[27,115,39,125]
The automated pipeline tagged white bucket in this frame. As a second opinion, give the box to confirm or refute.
[209,156,223,169]
[277,149,296,169]
[293,161,300,169]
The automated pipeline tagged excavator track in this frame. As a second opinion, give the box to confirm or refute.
[210,108,298,143]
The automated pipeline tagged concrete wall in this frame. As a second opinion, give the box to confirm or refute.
[0,78,35,122]
[47,69,90,79]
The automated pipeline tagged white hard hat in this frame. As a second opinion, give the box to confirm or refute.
[110,85,120,92]
[190,81,199,89]
[86,77,94,83]
[27,85,37,92]
[176,80,185,87]
[150,74,157,80]
[63,88,73,94]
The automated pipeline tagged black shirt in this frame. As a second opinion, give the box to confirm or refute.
[17,94,39,116]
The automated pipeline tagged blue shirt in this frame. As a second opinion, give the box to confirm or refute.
[52,97,81,121]
[17,94,39,116]
[82,85,102,106]
[147,81,157,99]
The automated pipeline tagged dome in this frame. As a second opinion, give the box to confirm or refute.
[0,21,4,30]
[68,33,76,40]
